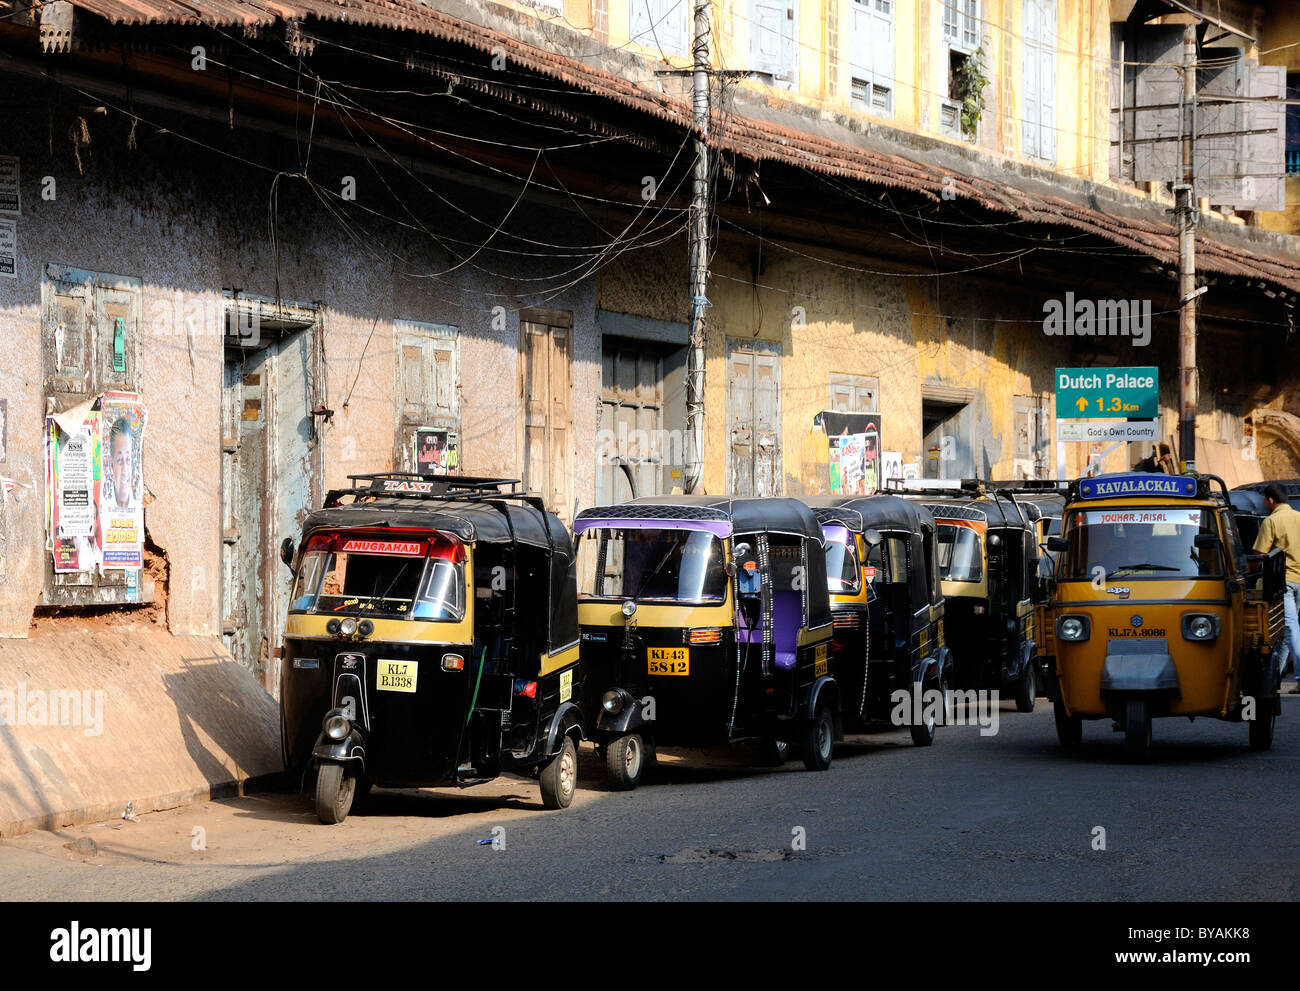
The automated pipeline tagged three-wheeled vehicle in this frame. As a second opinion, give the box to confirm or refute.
[573,496,840,789]
[985,481,1068,591]
[279,473,585,823]
[908,487,1040,712]
[1042,472,1286,762]
[801,495,951,745]
[1228,487,1270,551]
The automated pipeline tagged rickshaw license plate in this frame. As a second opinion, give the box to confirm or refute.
[376,659,418,693]
[648,648,689,676]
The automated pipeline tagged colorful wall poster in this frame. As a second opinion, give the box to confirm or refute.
[414,428,459,476]
[45,401,101,573]
[99,392,147,570]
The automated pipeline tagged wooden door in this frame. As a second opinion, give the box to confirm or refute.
[522,313,573,520]
[727,338,781,497]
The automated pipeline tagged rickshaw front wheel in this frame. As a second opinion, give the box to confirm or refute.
[314,762,357,825]
[1249,707,1276,752]
[540,735,578,809]
[1123,697,1151,764]
[757,737,788,766]
[606,733,644,791]
[1014,661,1036,714]
[1053,700,1082,748]
[801,705,834,771]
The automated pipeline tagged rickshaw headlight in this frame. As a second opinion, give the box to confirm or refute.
[601,689,624,714]
[1182,614,1220,641]
[340,618,358,636]
[324,712,350,740]
[1058,616,1089,642]
[621,600,637,618]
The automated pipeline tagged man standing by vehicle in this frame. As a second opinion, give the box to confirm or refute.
[1253,484,1300,692]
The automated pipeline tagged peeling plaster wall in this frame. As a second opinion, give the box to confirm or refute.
[0,78,597,639]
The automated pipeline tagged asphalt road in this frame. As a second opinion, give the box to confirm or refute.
[3,698,1298,901]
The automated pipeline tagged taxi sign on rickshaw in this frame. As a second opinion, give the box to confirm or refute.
[1077,472,1198,500]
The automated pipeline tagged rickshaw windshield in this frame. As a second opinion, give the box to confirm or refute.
[290,532,466,620]
[1059,506,1222,581]
[822,527,861,593]
[577,527,726,603]
[936,524,983,582]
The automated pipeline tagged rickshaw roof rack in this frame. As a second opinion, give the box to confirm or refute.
[982,479,1071,493]
[330,473,529,500]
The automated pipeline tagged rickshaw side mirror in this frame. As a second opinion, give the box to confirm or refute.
[280,537,296,570]
[725,561,738,578]
[1194,533,1220,549]
[862,529,883,548]
[1046,536,1068,553]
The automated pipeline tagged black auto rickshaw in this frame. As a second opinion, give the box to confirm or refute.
[279,474,585,823]
[573,497,840,788]
[902,486,1039,712]
[985,482,1068,593]
[802,495,951,744]
[1228,487,1271,551]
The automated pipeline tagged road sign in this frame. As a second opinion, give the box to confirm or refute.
[1056,420,1159,443]
[1055,367,1158,420]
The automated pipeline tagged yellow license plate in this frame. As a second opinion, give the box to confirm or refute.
[648,647,689,676]
[376,659,418,693]
[814,642,828,677]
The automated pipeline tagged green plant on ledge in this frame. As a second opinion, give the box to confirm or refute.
[954,46,989,138]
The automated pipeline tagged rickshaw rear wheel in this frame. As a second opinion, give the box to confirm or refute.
[606,733,644,790]
[909,682,938,748]
[801,705,834,771]
[1123,697,1151,764]
[540,735,578,809]
[314,762,357,825]
[1249,707,1276,751]
[1053,700,1082,748]
[1014,662,1036,713]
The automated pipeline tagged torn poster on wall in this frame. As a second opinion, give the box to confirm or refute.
[414,428,459,476]
[45,392,148,573]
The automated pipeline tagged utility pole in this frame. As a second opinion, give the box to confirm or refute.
[684,0,710,493]
[1177,23,1198,473]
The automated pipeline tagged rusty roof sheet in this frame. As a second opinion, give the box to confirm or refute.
[47,0,1300,293]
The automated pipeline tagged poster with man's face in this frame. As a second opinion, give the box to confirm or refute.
[414,428,459,476]
[99,392,147,570]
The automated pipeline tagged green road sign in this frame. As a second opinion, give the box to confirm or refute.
[1055,366,1158,420]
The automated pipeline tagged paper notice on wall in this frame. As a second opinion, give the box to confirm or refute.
[0,156,18,214]
[99,392,147,571]
[0,218,15,278]
[880,451,903,488]
[46,403,102,574]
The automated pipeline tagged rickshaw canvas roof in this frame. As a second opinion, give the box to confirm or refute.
[303,497,572,554]
[575,496,825,543]
[802,495,936,534]
[921,497,1032,529]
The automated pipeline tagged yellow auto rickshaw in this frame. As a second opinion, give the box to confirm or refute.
[1042,472,1287,762]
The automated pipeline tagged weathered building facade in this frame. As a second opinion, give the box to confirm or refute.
[1,0,1299,832]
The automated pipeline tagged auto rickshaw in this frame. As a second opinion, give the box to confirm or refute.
[573,496,840,789]
[1234,478,1300,512]
[985,481,1068,592]
[802,495,951,745]
[1228,487,1270,551]
[279,473,585,823]
[1042,472,1286,762]
[905,487,1040,712]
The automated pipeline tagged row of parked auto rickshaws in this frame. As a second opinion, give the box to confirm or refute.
[277,471,1290,822]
